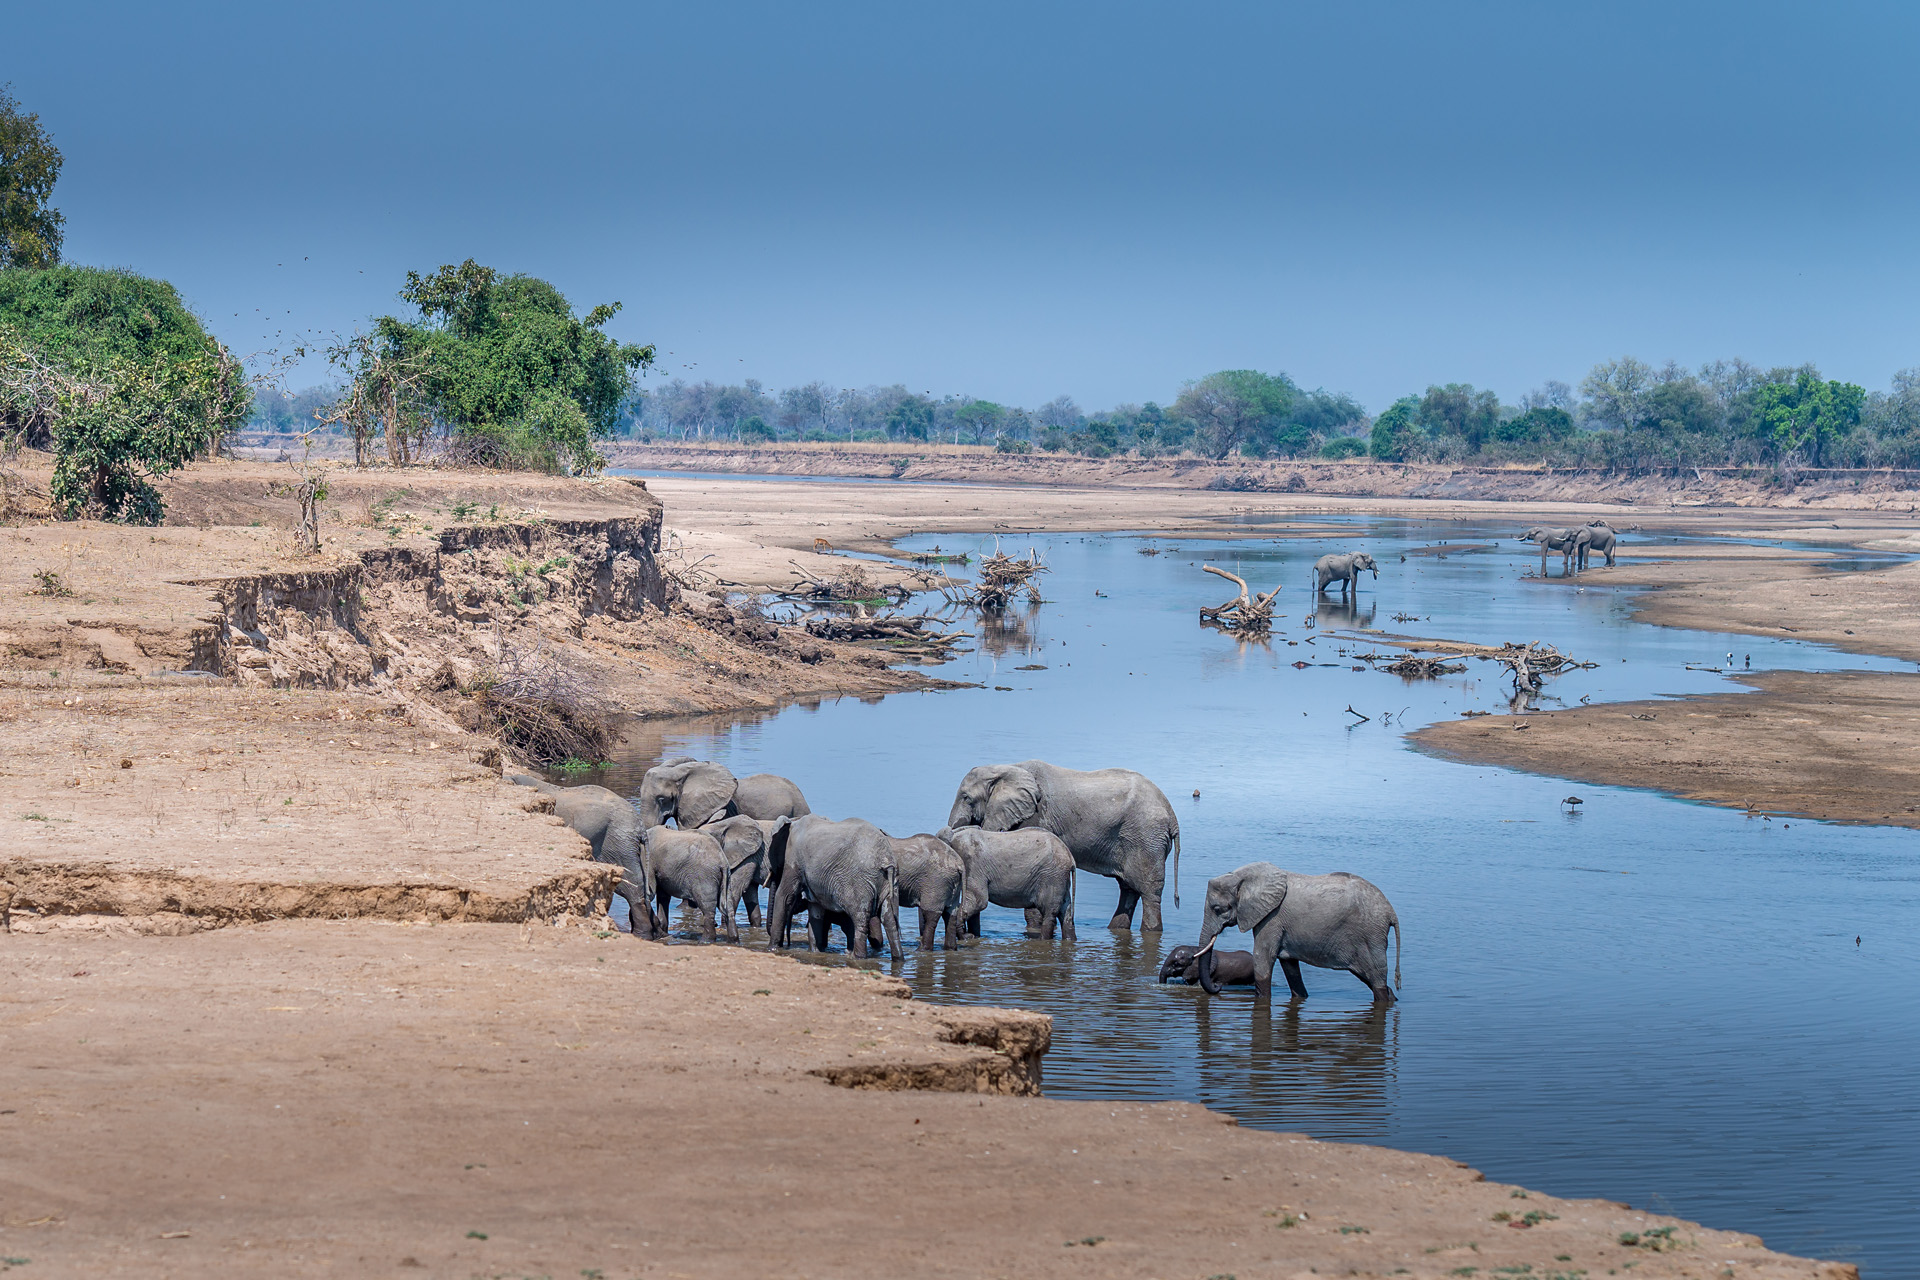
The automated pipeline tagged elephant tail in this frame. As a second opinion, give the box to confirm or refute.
[1391,912,1402,990]
[1171,830,1181,909]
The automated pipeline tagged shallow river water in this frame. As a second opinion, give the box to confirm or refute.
[577,517,1920,1275]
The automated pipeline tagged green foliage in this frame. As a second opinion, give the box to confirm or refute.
[739,414,774,442]
[886,393,934,440]
[1748,370,1864,466]
[368,259,654,472]
[1173,369,1299,458]
[1370,396,1421,460]
[0,266,248,522]
[0,84,63,268]
[1494,406,1574,444]
[1319,436,1367,459]
[994,433,1031,454]
[953,398,1005,443]
[1419,383,1502,449]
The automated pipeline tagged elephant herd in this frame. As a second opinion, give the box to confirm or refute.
[515,755,1404,1006]
[1519,520,1618,575]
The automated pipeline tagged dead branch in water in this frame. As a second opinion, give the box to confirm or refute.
[938,544,1047,611]
[1384,655,1466,677]
[1198,564,1280,632]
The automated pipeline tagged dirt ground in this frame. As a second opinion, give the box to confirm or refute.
[0,921,1844,1279]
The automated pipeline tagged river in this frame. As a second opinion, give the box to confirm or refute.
[573,519,1920,1275]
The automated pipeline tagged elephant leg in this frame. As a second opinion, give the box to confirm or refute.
[1139,874,1164,933]
[1279,958,1311,1000]
[942,910,961,950]
[718,893,739,944]
[768,877,798,949]
[849,916,870,958]
[808,909,829,952]
[1037,905,1057,939]
[1024,906,1041,936]
[967,911,982,937]
[744,875,764,929]
[656,891,673,935]
[867,914,886,946]
[918,907,938,951]
[1108,882,1140,930]
[1059,893,1076,941]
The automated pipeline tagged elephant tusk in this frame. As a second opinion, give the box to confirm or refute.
[1192,938,1215,958]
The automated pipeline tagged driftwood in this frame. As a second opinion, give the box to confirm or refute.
[1198,565,1280,632]
[1384,655,1466,677]
[939,546,1046,611]
[803,611,970,658]
[782,560,913,604]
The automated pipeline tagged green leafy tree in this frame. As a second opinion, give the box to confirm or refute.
[1172,370,1297,458]
[739,415,774,442]
[1748,371,1865,466]
[953,398,1005,445]
[1318,436,1367,459]
[367,260,654,472]
[0,84,63,268]
[1492,405,1575,444]
[886,393,934,441]
[1369,396,1421,460]
[0,266,248,522]
[1418,383,1502,449]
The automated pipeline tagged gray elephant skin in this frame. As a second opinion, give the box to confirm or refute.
[889,832,967,950]
[509,775,659,938]
[1192,862,1400,1004]
[1582,520,1618,568]
[700,814,777,930]
[1313,552,1378,597]
[638,757,810,828]
[768,815,903,961]
[1158,943,1255,986]
[947,760,1178,931]
[938,825,1077,941]
[641,825,736,942]
[1518,527,1590,576]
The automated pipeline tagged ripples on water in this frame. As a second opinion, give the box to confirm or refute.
[576,519,1920,1275]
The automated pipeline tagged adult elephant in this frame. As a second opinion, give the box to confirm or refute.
[1518,527,1589,576]
[768,815,903,961]
[938,826,1077,941]
[638,757,810,828]
[1582,520,1618,568]
[641,826,735,942]
[510,775,658,938]
[947,760,1179,931]
[889,832,967,951]
[1313,552,1378,598]
[1191,863,1399,1004]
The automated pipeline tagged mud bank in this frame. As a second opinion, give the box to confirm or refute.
[612,439,1920,510]
[0,920,1847,1279]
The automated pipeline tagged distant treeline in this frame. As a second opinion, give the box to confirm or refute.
[254,355,1920,472]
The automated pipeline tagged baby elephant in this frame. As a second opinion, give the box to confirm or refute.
[890,832,967,951]
[1313,552,1378,598]
[641,826,735,942]
[1157,943,1256,986]
[938,825,1076,940]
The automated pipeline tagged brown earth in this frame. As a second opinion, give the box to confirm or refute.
[0,920,1847,1280]
[611,438,1920,510]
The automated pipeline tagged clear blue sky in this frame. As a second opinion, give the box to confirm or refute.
[12,1,1919,410]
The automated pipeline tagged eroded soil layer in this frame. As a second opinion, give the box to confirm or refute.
[0,921,1844,1279]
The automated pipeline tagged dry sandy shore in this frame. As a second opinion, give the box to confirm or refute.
[2,922,1842,1280]
[2,460,1897,1276]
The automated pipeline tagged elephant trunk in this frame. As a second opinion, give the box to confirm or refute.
[1194,937,1222,995]
[946,799,974,830]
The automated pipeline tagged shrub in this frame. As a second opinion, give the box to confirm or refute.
[1319,436,1367,459]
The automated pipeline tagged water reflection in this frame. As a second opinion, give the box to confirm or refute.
[977,600,1046,659]
[1312,598,1377,630]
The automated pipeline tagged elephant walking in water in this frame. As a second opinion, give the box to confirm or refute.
[938,826,1077,941]
[888,832,968,950]
[1191,863,1400,1004]
[948,760,1179,931]
[768,815,903,961]
[1313,552,1378,598]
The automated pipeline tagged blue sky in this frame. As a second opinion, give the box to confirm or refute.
[11,1,1919,410]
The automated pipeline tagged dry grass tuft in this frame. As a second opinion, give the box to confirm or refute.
[461,637,614,765]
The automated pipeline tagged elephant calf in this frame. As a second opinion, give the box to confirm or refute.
[1192,863,1400,1004]
[939,826,1076,941]
[890,833,967,951]
[641,826,735,942]
[701,814,775,930]
[1158,944,1255,986]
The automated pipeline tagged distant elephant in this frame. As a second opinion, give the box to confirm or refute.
[768,815,903,961]
[937,826,1077,941]
[947,760,1179,931]
[888,832,967,950]
[510,775,659,938]
[1582,521,1618,568]
[1518,527,1589,576]
[638,757,810,828]
[1158,943,1256,986]
[641,825,735,942]
[700,813,776,929]
[1191,863,1400,1003]
[1313,552,1378,598]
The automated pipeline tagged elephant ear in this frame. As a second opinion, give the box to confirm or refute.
[1232,864,1289,933]
[983,766,1039,831]
[676,762,738,827]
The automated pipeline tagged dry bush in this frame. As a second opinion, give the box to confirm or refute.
[462,637,614,765]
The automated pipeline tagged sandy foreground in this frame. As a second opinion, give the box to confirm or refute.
[2,459,1899,1276]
